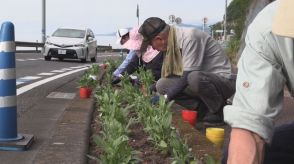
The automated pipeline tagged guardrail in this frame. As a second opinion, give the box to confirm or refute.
[97,45,112,52]
[15,41,44,53]
[15,41,129,54]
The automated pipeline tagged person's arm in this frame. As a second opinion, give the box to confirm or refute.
[125,54,140,75]
[112,50,136,77]
[228,128,265,164]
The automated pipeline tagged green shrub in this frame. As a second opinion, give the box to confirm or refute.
[225,36,239,64]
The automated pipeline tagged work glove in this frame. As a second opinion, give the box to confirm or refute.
[129,75,141,87]
[150,94,169,105]
[150,94,160,105]
[111,75,122,85]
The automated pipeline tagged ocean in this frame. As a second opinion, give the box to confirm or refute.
[96,35,122,49]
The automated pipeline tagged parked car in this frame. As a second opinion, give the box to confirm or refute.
[43,28,97,62]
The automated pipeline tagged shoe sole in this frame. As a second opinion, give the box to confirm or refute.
[195,121,226,131]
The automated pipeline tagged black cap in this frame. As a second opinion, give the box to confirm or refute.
[139,17,167,51]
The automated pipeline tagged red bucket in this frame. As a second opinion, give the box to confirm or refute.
[181,109,197,126]
[79,87,92,99]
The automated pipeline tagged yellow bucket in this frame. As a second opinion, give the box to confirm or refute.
[206,128,225,147]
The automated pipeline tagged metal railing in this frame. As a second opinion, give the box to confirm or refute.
[15,41,44,53]
[15,41,127,54]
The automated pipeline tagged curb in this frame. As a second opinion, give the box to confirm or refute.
[33,93,95,164]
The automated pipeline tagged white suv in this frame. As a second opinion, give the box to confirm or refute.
[43,28,97,62]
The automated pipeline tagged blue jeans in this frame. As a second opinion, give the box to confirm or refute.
[222,122,294,164]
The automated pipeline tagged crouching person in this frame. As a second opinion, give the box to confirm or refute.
[112,26,163,87]
[139,17,235,127]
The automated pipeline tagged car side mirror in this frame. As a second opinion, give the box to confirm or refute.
[87,36,94,41]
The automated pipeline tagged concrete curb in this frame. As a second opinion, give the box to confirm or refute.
[33,93,95,164]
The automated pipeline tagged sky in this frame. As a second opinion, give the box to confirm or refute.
[0,0,232,48]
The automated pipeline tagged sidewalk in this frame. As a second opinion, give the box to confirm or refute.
[0,77,95,164]
[32,95,94,164]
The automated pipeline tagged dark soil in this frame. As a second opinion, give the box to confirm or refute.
[88,107,172,164]
[128,121,172,164]
[171,103,225,163]
[88,104,225,164]
[88,69,224,163]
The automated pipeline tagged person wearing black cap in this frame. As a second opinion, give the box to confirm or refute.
[139,17,236,126]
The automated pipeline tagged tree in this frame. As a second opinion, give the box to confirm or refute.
[226,0,252,39]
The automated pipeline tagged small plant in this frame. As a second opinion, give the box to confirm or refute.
[87,64,100,75]
[137,67,154,89]
[91,119,140,164]
[170,132,194,163]
[78,73,97,88]
[104,58,122,74]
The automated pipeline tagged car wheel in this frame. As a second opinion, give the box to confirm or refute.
[81,58,86,63]
[81,49,88,63]
[44,56,51,61]
[90,48,97,62]
[91,52,97,63]
[90,57,96,62]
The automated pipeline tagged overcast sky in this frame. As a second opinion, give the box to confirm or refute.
[0,0,232,46]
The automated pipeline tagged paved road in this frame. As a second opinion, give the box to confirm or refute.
[0,52,121,164]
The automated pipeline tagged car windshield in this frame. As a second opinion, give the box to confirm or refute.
[52,29,85,38]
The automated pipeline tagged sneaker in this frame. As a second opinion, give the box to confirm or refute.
[195,111,225,131]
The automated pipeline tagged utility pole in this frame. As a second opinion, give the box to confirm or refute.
[224,0,227,41]
[136,4,139,26]
[42,0,46,43]
[42,0,46,52]
[202,17,208,32]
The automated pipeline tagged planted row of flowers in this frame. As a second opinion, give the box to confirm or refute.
[86,59,201,163]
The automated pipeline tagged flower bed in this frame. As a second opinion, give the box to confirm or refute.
[87,60,223,164]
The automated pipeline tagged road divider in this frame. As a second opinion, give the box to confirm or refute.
[0,21,34,151]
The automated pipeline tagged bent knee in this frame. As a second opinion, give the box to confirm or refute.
[156,78,167,94]
[187,71,203,93]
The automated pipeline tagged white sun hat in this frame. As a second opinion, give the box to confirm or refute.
[272,0,294,37]
[116,28,129,44]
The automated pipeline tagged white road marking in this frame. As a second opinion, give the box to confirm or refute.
[51,70,65,73]
[16,59,26,61]
[60,68,73,71]
[19,76,41,80]
[38,73,56,76]
[16,58,44,62]
[52,142,65,145]
[16,81,25,85]
[70,65,89,69]
[17,67,88,95]
[47,92,76,99]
